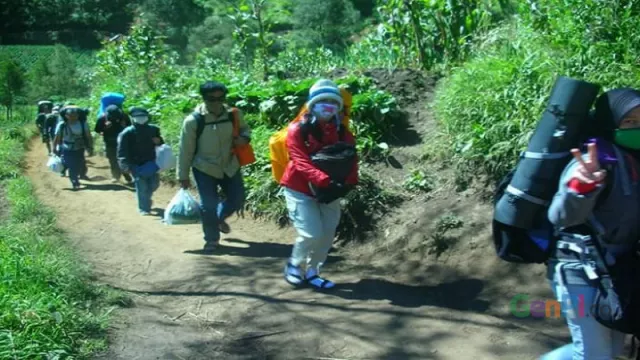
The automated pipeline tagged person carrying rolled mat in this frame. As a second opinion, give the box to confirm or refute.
[95,104,132,183]
[540,88,640,360]
[281,79,359,290]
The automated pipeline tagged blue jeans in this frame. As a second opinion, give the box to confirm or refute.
[134,173,159,213]
[62,149,86,187]
[192,168,245,243]
[540,268,626,360]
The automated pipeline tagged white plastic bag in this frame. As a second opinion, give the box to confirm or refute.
[164,189,201,225]
[155,144,176,172]
[47,155,64,174]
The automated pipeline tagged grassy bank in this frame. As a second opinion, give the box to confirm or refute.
[0,120,114,359]
[433,0,640,185]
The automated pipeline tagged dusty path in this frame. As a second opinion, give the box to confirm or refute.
[25,142,567,360]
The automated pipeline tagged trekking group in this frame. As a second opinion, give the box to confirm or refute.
[36,79,358,291]
[35,75,640,359]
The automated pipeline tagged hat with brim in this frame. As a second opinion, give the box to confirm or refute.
[129,107,149,118]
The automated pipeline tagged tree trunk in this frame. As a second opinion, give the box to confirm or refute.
[253,0,269,81]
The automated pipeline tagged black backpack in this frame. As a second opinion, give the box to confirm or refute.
[492,159,616,264]
[491,169,556,264]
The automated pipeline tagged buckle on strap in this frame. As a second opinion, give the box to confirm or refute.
[556,240,584,254]
[556,232,603,281]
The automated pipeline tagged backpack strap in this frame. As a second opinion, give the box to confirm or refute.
[193,109,235,156]
[193,111,204,156]
[81,121,91,151]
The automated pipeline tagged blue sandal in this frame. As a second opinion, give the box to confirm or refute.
[284,263,304,286]
[305,268,335,289]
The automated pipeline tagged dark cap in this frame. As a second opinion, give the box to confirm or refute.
[595,88,640,130]
[128,107,149,117]
[106,104,123,119]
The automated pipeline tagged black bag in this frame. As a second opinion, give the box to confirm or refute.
[591,249,640,337]
[492,76,601,264]
[310,142,357,183]
[309,141,357,203]
[492,169,555,263]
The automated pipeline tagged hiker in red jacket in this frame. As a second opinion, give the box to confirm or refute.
[280,79,359,290]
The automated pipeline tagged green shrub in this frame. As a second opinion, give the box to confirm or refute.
[0,122,112,358]
[434,1,640,183]
[434,24,558,180]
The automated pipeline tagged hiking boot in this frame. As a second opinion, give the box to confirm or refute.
[218,220,231,234]
[202,241,218,254]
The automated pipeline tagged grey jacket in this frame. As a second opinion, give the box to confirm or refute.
[547,144,640,285]
[176,104,251,180]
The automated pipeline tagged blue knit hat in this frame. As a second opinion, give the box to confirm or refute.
[307,79,344,111]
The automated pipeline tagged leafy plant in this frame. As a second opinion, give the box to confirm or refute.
[429,213,464,256]
[402,169,434,193]
[376,0,499,70]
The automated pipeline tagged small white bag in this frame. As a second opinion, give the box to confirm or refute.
[47,155,64,173]
[155,144,176,171]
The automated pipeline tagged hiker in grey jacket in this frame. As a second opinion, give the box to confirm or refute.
[176,81,251,253]
[541,88,640,360]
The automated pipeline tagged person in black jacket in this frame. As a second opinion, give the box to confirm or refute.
[95,104,132,183]
[36,100,53,155]
[117,107,164,215]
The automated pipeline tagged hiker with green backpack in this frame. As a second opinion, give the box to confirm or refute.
[176,81,251,253]
[493,82,640,359]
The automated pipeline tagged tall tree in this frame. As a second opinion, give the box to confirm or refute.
[0,57,26,120]
[138,0,205,53]
[292,0,361,50]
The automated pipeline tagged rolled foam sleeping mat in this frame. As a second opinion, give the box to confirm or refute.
[494,76,600,229]
[98,92,125,118]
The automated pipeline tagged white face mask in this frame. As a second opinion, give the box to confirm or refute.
[312,102,339,120]
[132,116,149,125]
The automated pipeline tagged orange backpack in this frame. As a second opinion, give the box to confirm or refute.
[193,107,256,167]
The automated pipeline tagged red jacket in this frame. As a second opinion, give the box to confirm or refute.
[280,119,359,196]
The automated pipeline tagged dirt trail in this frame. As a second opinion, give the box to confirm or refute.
[25,142,567,360]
